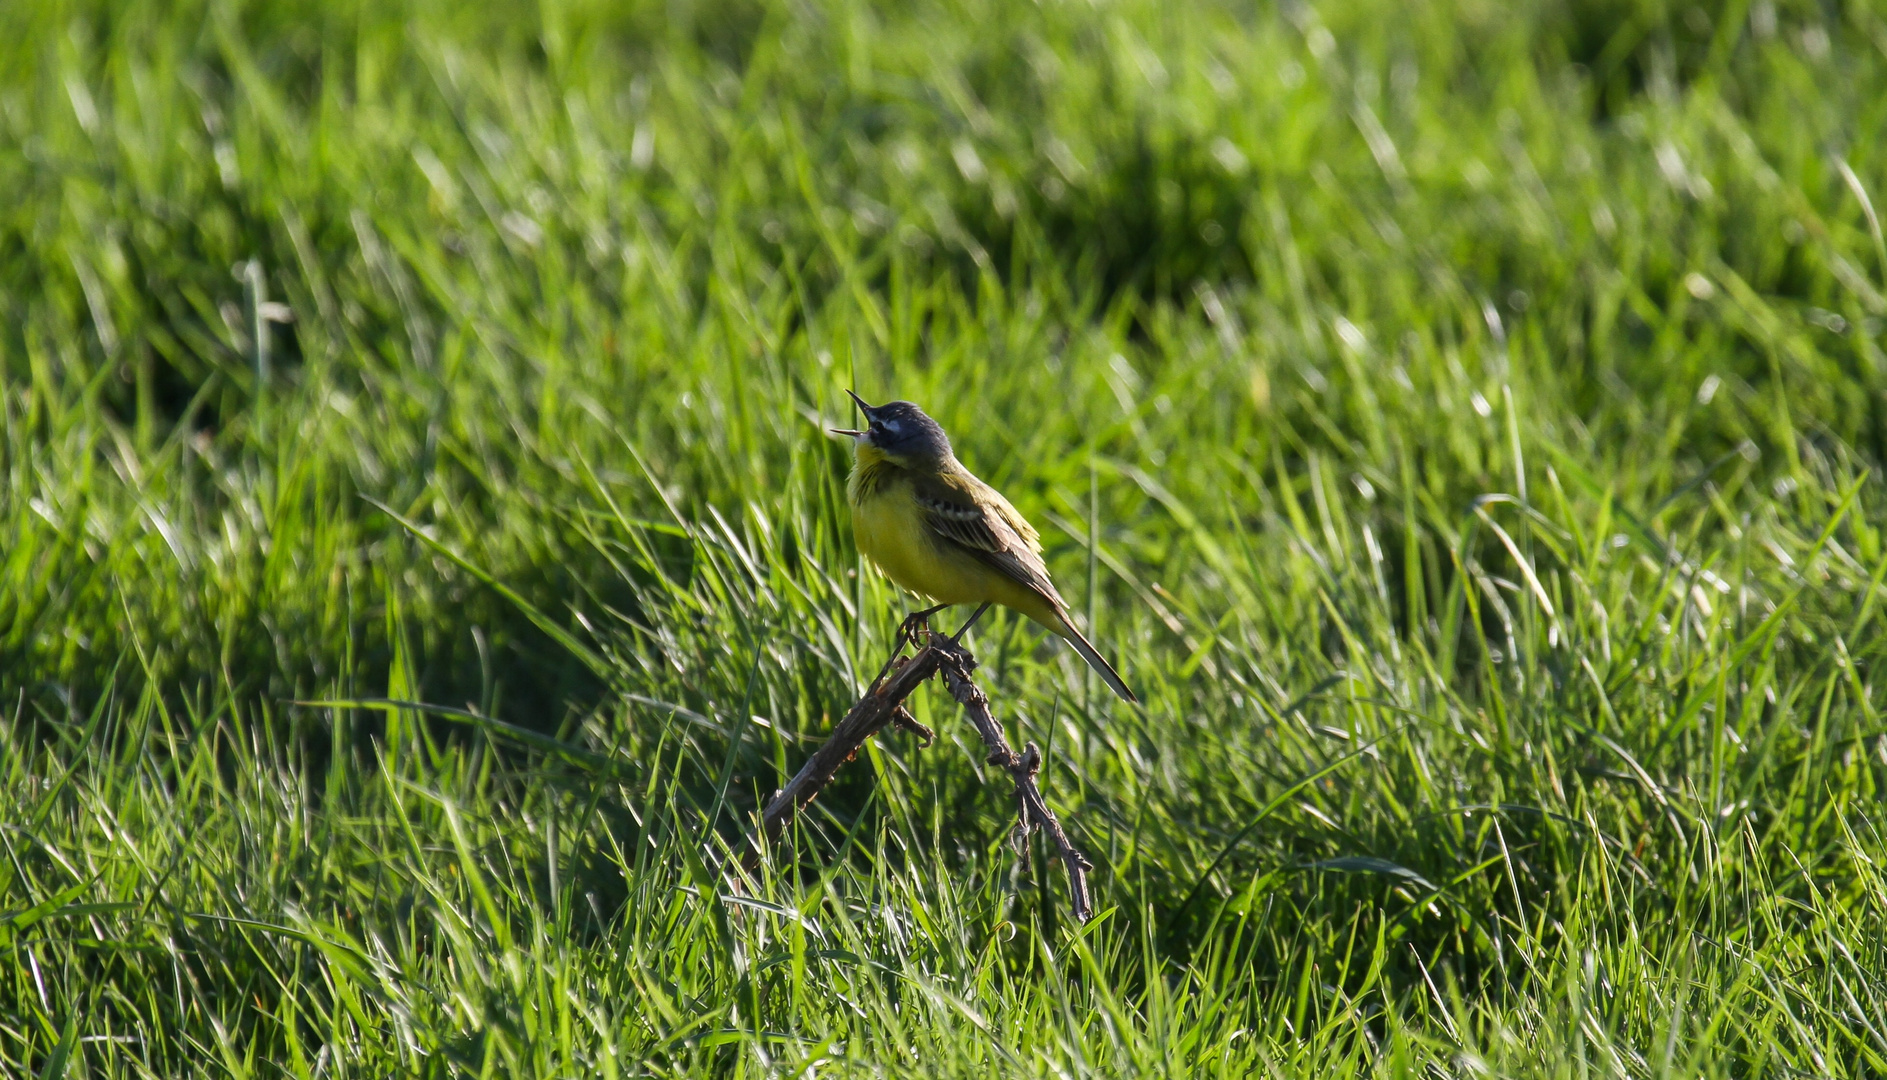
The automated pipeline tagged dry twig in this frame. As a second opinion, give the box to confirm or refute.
[935,645,1093,922]
[739,627,1093,921]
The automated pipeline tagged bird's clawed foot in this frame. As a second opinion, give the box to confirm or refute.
[864,604,949,694]
[896,603,950,650]
[866,603,991,696]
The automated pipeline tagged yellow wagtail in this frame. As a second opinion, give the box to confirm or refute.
[831,390,1137,704]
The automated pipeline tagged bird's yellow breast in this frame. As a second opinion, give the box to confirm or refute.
[851,479,981,605]
[849,465,1059,626]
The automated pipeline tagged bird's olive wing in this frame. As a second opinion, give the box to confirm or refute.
[912,474,1063,606]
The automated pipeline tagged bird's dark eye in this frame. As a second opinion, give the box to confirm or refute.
[870,422,888,440]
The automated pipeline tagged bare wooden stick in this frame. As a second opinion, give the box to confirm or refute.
[933,640,1094,923]
[738,629,1095,922]
[739,645,945,873]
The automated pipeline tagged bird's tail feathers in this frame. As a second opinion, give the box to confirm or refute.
[1054,612,1138,704]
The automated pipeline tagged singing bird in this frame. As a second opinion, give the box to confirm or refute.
[831,390,1137,703]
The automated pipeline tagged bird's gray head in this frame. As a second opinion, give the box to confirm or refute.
[831,390,952,465]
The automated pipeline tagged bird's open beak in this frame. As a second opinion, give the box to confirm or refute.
[831,389,874,439]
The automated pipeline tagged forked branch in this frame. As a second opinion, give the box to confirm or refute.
[740,628,1093,922]
[934,644,1093,922]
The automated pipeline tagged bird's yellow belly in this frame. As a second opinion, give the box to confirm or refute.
[852,488,1058,626]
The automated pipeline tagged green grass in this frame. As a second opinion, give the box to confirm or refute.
[4,0,1887,1074]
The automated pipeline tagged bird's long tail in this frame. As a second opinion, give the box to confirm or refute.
[1053,612,1138,704]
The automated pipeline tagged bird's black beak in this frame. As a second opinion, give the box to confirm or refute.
[831,389,874,438]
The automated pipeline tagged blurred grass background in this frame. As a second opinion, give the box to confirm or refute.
[3,0,1887,1074]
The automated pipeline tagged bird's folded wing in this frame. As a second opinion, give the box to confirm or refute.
[913,474,1063,607]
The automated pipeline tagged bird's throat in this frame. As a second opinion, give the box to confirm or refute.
[847,445,900,504]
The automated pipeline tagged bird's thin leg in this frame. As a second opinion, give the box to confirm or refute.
[949,602,993,644]
[897,603,950,646]
[865,603,950,692]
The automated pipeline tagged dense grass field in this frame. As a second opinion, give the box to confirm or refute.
[6,0,1887,1074]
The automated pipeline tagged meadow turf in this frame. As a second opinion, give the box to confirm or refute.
[5,0,1887,1074]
